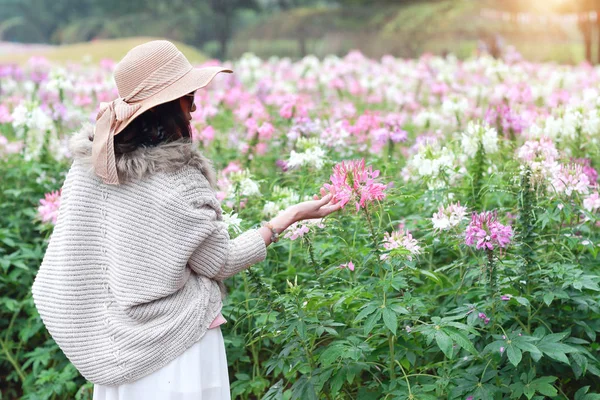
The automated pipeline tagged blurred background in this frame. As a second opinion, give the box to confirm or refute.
[2,0,600,64]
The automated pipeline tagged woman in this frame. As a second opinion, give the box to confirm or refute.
[31,40,341,399]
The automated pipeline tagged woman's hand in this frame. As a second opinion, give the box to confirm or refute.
[258,193,342,247]
[287,193,342,222]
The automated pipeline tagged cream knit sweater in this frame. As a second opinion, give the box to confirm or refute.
[31,124,267,386]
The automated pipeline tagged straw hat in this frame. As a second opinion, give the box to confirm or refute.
[92,40,232,185]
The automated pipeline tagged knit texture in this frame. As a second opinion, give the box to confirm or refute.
[31,124,267,386]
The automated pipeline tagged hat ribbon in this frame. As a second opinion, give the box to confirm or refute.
[91,98,142,185]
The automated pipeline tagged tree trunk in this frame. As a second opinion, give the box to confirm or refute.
[218,11,231,61]
[298,24,307,58]
[596,18,600,64]
[580,19,593,63]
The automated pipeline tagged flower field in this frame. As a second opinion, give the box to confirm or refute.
[1,49,600,399]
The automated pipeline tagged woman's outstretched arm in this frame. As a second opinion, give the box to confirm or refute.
[257,193,342,246]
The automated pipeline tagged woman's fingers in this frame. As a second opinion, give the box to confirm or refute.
[318,202,343,216]
[317,193,333,206]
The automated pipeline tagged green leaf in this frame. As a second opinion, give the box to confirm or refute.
[382,307,397,336]
[514,296,530,307]
[354,304,378,323]
[513,340,542,359]
[389,303,409,315]
[507,345,522,367]
[543,292,554,306]
[575,386,590,400]
[419,269,440,283]
[318,345,345,366]
[363,309,381,336]
[530,376,558,397]
[447,329,477,355]
[537,341,577,365]
[435,330,453,358]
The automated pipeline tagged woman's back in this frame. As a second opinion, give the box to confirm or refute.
[31,124,265,386]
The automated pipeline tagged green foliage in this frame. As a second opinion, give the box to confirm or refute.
[0,152,92,399]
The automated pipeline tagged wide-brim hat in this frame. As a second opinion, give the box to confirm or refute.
[92,40,232,185]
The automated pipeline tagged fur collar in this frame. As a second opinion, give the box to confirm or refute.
[69,123,217,188]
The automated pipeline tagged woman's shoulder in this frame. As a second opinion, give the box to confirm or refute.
[68,123,217,188]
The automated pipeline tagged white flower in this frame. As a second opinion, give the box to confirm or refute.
[461,120,498,158]
[222,212,243,234]
[262,201,280,218]
[239,177,260,196]
[11,101,53,133]
[286,137,327,170]
[287,147,327,169]
[262,186,306,218]
[582,109,600,137]
[432,202,467,231]
[229,170,261,197]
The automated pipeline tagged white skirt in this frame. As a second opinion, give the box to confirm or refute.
[93,327,231,400]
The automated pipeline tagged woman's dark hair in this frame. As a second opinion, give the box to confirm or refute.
[113,98,191,155]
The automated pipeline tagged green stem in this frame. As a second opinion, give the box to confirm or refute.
[397,361,412,398]
[0,339,26,384]
[244,131,259,169]
[242,273,261,380]
[305,236,319,274]
[486,248,497,328]
[388,334,396,381]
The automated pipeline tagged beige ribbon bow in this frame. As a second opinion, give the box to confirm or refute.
[91,98,142,185]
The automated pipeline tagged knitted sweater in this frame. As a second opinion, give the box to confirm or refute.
[31,124,267,386]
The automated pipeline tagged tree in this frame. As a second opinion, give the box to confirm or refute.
[208,0,259,59]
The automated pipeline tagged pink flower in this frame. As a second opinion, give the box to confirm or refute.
[478,312,490,325]
[517,136,558,161]
[0,104,12,123]
[551,163,591,196]
[192,125,215,146]
[222,161,242,176]
[500,346,505,354]
[465,211,513,251]
[380,229,421,261]
[320,158,387,212]
[275,159,289,172]
[501,294,512,301]
[432,202,467,231]
[572,158,598,186]
[245,117,258,137]
[283,219,325,241]
[485,103,526,135]
[583,192,600,212]
[339,261,355,271]
[279,102,294,119]
[200,126,215,142]
[38,190,62,224]
[257,122,274,140]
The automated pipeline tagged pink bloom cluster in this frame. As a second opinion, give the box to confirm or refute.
[572,158,598,186]
[380,229,422,261]
[478,312,490,325]
[321,158,387,212]
[0,135,23,154]
[38,189,62,224]
[0,104,13,123]
[485,103,526,135]
[339,261,355,271]
[583,192,600,212]
[517,136,559,164]
[431,201,467,231]
[464,211,513,251]
[551,163,591,196]
[283,219,325,241]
